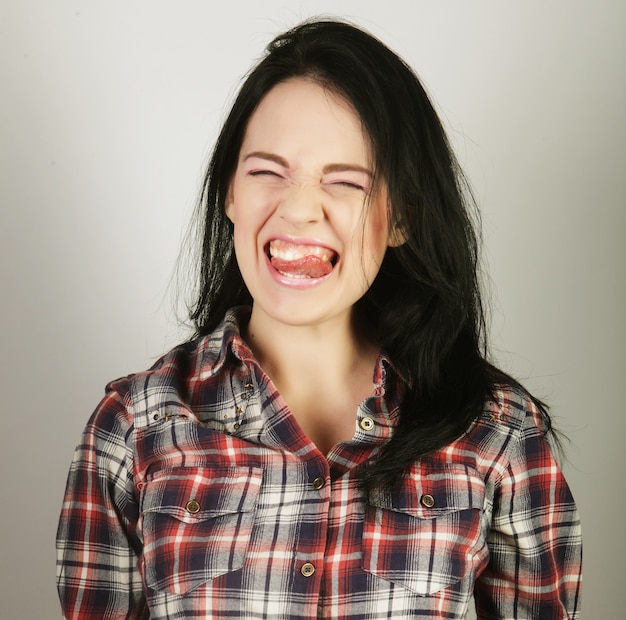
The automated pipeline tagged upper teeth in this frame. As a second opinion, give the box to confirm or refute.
[269,240,335,262]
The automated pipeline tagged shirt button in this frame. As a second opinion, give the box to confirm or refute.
[360,417,375,431]
[185,499,201,514]
[301,562,316,577]
[421,494,435,508]
[312,477,326,490]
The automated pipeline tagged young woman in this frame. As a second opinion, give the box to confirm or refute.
[57,19,582,619]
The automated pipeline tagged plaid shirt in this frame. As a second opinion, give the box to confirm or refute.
[57,307,582,619]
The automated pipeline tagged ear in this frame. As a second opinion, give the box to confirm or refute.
[387,223,408,248]
[224,186,235,223]
[384,195,408,247]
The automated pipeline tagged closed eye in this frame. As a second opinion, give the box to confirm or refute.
[249,169,283,178]
[333,181,365,191]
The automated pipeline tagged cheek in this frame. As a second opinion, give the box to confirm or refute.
[363,205,390,257]
[346,212,389,290]
[229,179,280,227]
[231,216,259,264]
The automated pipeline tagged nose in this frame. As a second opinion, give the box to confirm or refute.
[277,182,324,227]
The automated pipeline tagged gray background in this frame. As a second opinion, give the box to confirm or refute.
[1,1,624,617]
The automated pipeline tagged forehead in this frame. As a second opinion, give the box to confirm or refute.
[240,77,373,166]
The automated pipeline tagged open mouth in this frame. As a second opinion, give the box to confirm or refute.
[266,239,338,279]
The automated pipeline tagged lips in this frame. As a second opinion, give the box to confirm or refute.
[267,239,337,279]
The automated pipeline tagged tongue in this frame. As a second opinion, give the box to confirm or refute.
[271,255,333,278]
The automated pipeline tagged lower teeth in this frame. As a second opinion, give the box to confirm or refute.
[278,270,309,279]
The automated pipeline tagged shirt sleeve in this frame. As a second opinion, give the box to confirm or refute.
[56,383,148,619]
[474,400,583,619]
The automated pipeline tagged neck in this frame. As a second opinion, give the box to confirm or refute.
[243,307,379,392]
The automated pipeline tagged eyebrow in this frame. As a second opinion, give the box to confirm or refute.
[243,151,373,178]
[243,151,289,167]
[323,163,373,178]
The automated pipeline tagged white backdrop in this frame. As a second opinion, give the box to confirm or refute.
[1,1,624,617]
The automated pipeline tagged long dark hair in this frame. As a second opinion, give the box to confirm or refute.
[186,18,552,491]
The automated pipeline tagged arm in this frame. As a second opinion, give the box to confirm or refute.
[474,401,582,619]
[56,384,148,619]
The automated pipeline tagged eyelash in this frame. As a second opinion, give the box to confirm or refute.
[249,169,282,178]
[333,181,365,191]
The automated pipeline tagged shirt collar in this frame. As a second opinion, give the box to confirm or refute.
[196,306,254,379]
[197,305,406,406]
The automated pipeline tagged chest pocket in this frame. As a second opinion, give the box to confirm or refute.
[362,462,486,595]
[140,466,262,595]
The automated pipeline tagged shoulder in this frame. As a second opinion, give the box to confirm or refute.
[480,382,548,437]
[440,382,554,483]
[92,308,246,430]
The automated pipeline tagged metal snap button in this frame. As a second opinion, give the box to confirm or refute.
[301,562,316,577]
[185,499,201,514]
[359,417,374,431]
[312,477,325,490]
[421,494,435,508]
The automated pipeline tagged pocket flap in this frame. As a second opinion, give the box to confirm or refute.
[369,462,484,519]
[142,466,263,523]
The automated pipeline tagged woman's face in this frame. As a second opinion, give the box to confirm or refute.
[226,77,392,332]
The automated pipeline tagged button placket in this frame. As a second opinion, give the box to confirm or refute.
[300,562,316,577]
[311,477,326,490]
